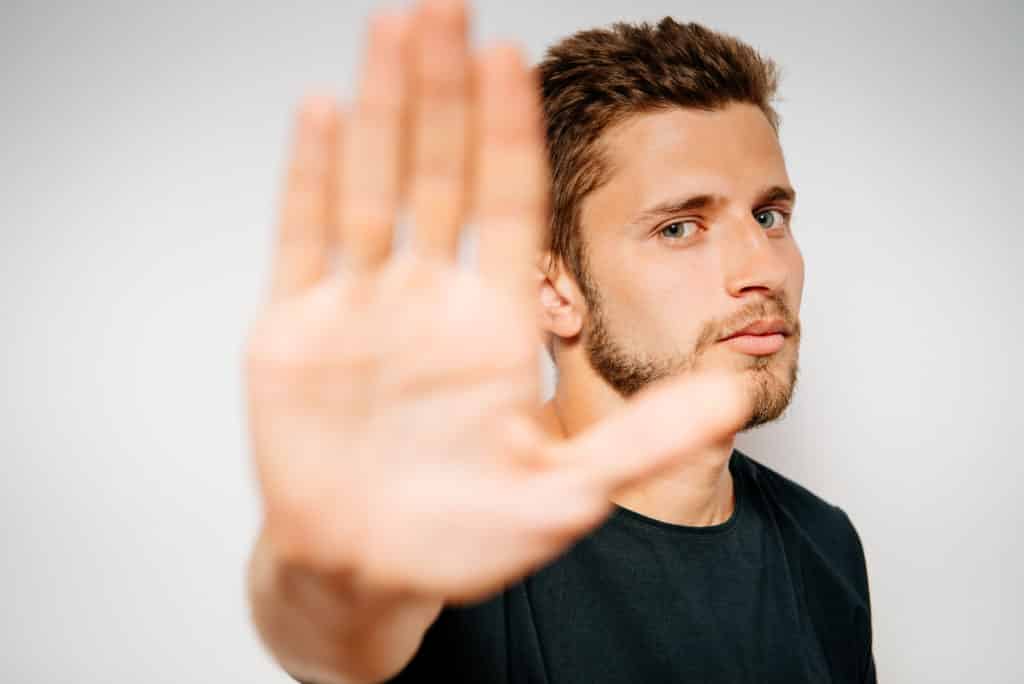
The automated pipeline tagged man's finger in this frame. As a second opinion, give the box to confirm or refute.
[270,96,339,302]
[337,9,411,272]
[407,0,471,261]
[473,43,549,321]
[546,371,752,496]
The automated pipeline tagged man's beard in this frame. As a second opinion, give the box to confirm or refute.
[581,279,801,432]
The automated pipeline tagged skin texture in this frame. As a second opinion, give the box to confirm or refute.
[538,103,805,526]
[244,1,755,682]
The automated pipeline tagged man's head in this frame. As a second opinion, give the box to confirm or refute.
[536,18,804,431]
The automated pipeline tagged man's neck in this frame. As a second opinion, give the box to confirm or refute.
[539,373,737,528]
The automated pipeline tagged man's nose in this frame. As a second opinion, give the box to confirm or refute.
[720,215,789,298]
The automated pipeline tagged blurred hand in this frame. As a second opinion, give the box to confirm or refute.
[244,0,749,605]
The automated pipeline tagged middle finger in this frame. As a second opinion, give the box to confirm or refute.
[408,0,472,261]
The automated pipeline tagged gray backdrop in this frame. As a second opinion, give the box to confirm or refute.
[3,0,1022,681]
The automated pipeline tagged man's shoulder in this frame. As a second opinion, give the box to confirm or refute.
[734,450,876,679]
[735,448,870,603]
[735,447,852,531]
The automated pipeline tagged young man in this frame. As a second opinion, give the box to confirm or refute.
[244,1,876,682]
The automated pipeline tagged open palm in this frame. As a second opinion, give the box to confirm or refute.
[244,0,748,606]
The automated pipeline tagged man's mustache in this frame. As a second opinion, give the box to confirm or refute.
[696,296,799,353]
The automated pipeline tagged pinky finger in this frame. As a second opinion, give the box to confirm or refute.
[269,95,340,303]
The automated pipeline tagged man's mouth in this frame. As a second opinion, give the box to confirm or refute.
[718,318,790,355]
[719,318,790,341]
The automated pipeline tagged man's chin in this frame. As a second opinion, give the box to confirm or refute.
[737,360,798,431]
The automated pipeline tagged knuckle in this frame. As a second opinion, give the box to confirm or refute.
[244,321,311,370]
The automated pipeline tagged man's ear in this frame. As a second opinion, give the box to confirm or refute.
[535,251,586,341]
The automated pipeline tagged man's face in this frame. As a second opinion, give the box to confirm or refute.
[576,102,805,431]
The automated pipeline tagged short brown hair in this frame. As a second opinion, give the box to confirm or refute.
[537,17,783,294]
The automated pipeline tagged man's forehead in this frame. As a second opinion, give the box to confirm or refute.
[582,104,791,231]
[599,103,786,179]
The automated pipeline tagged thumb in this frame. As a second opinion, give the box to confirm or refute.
[546,370,751,495]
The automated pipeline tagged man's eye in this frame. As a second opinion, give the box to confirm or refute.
[755,208,789,229]
[659,220,699,240]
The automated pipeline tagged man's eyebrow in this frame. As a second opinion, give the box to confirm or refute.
[628,185,798,227]
[757,184,797,207]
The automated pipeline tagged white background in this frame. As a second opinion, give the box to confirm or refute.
[3,1,1021,681]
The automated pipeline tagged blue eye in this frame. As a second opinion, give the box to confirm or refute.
[755,208,789,229]
[659,220,699,240]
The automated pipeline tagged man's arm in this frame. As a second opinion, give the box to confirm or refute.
[247,528,443,684]
[243,0,750,681]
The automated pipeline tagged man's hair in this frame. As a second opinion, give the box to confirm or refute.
[536,17,783,296]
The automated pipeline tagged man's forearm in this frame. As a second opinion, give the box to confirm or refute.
[247,529,443,684]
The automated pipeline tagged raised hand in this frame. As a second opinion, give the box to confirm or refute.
[244,0,749,607]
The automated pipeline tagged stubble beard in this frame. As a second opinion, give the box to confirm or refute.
[581,278,801,432]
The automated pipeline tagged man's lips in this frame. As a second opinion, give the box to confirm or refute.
[718,318,790,355]
[719,318,790,341]
[721,333,786,355]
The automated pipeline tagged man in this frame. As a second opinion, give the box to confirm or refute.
[244,0,876,682]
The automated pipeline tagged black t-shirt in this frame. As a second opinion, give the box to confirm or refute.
[287,449,874,683]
